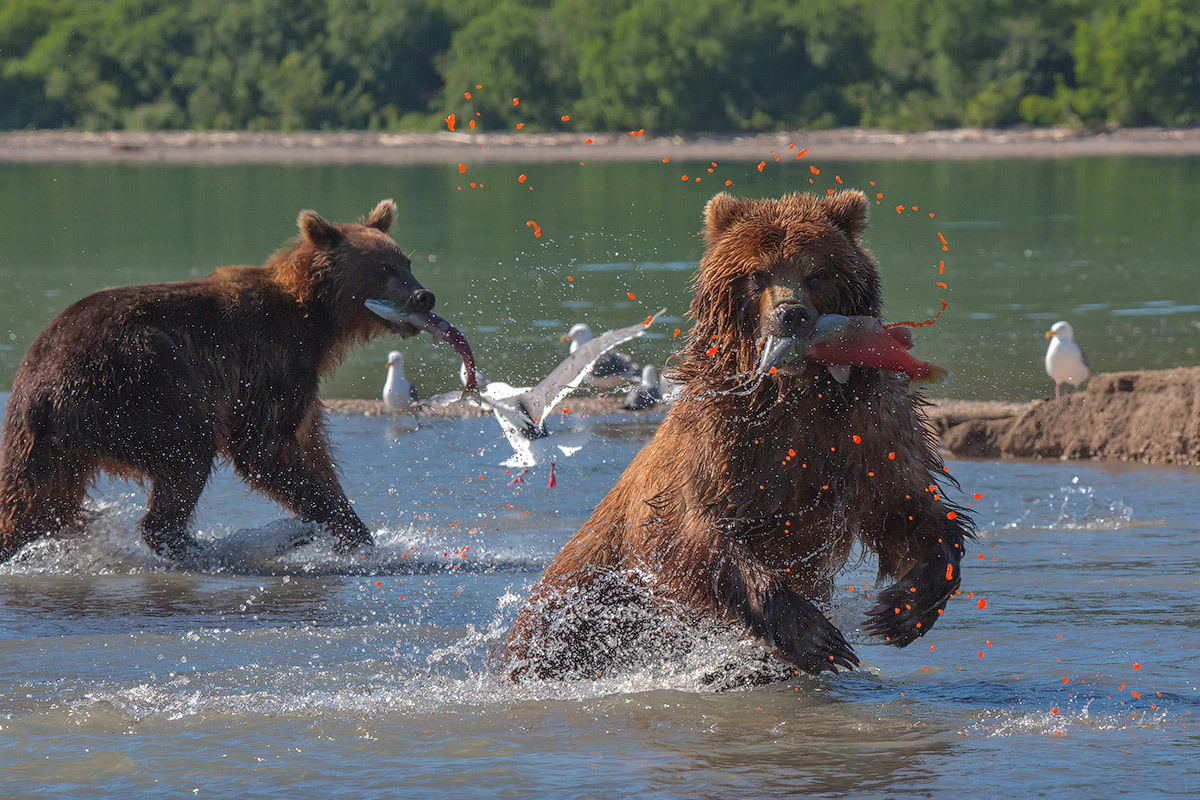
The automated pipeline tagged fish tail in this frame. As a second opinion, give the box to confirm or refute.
[913,362,950,387]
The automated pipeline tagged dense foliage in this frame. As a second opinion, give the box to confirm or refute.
[1,0,1197,131]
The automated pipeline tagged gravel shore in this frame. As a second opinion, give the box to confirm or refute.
[4,127,1200,165]
[328,366,1200,467]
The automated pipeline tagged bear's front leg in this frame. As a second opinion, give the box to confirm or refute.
[230,436,373,552]
[863,502,970,647]
[668,525,858,675]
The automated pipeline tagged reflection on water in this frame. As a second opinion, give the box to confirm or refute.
[1,157,1199,401]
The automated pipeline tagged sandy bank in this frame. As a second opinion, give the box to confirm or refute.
[4,127,1200,165]
[332,366,1200,467]
[930,367,1200,466]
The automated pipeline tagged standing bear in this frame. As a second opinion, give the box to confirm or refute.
[0,200,433,561]
[506,189,972,678]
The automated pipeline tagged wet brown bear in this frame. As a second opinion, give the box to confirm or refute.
[506,189,971,678]
[0,200,432,561]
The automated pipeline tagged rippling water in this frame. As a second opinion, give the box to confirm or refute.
[3,155,1199,795]
[1,394,1197,798]
[2,157,1200,401]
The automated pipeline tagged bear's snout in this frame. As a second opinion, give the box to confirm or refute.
[407,289,436,314]
[775,303,816,339]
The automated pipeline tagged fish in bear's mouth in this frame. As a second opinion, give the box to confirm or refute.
[364,298,480,399]
[757,314,948,387]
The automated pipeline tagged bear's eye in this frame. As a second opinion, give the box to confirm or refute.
[804,275,824,292]
[750,271,769,290]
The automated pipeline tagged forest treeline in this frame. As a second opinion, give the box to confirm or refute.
[1,0,1197,132]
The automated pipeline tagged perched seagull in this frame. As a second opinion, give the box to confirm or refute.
[620,365,662,410]
[382,350,419,424]
[561,322,640,390]
[490,310,665,485]
[1045,320,1091,398]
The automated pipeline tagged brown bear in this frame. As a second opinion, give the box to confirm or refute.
[0,200,433,561]
[505,189,972,678]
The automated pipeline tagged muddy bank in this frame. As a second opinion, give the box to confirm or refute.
[5,127,1200,165]
[338,366,1200,466]
[930,367,1200,466]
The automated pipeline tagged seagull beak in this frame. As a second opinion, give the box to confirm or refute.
[559,335,571,342]
[1045,330,1054,339]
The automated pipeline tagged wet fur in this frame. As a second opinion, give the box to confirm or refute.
[0,200,428,560]
[506,190,972,678]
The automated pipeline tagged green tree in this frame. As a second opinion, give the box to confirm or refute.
[1073,0,1200,125]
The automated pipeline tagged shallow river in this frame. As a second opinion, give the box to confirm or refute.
[1,156,1199,797]
[0,398,1197,798]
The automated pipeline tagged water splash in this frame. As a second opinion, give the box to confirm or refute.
[0,498,545,577]
[994,479,1135,532]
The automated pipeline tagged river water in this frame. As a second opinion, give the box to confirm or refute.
[1,157,1198,797]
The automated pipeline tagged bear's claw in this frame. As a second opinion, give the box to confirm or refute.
[765,596,858,675]
[862,565,957,647]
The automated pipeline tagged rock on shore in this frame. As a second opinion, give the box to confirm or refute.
[930,367,1200,466]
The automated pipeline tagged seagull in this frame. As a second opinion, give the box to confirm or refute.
[561,322,640,390]
[489,310,664,485]
[382,350,419,424]
[1045,320,1090,398]
[620,365,662,410]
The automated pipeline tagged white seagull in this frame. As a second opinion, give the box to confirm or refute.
[620,365,663,410]
[1045,321,1091,398]
[489,310,664,485]
[561,322,640,390]
[382,350,419,424]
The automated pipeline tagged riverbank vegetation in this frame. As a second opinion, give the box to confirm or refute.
[1,0,1196,132]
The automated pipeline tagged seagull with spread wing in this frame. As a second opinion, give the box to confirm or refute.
[487,310,665,486]
[561,322,641,390]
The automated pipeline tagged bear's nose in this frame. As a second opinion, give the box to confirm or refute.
[777,304,812,334]
[409,289,436,314]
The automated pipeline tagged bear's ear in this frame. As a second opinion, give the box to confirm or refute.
[821,190,869,240]
[365,199,397,233]
[298,210,343,250]
[703,193,745,242]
